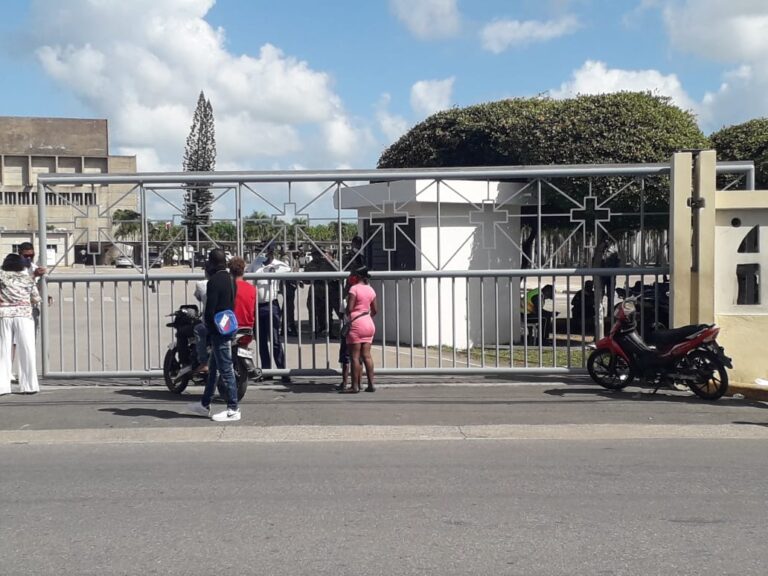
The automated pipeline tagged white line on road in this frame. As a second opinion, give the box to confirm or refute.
[2,424,767,445]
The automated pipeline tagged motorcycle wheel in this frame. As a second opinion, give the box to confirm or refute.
[587,349,634,390]
[163,347,190,394]
[685,350,729,401]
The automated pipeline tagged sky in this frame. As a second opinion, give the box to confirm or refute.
[0,0,766,177]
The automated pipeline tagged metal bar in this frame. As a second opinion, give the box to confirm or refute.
[99,282,105,371]
[37,181,49,376]
[409,277,414,368]
[128,282,134,370]
[437,277,442,368]
[42,366,587,379]
[324,280,329,368]
[494,276,499,368]
[480,277,485,368]
[381,280,386,369]
[395,279,400,369]
[466,277,471,368]
[566,276,571,368]
[114,283,120,371]
[508,277,514,368]
[422,277,428,368]
[72,283,78,372]
[452,277,457,368]
[39,163,681,186]
[45,266,669,282]
[58,283,63,371]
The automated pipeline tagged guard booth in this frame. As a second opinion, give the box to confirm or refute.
[337,179,532,347]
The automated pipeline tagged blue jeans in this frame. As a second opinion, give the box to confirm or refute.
[201,332,238,411]
[194,323,208,367]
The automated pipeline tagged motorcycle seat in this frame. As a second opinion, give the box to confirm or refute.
[234,328,253,337]
[646,324,709,347]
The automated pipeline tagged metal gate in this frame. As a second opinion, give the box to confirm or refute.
[34,161,752,380]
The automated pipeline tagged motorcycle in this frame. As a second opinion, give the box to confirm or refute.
[587,297,732,400]
[162,304,261,400]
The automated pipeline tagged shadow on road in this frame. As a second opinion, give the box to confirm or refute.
[115,388,192,401]
[98,407,199,419]
[545,387,767,409]
[732,421,768,428]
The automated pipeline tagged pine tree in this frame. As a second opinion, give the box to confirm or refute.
[182,91,216,242]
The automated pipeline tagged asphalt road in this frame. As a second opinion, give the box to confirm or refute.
[2,439,766,576]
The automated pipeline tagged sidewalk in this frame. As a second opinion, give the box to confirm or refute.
[0,377,765,439]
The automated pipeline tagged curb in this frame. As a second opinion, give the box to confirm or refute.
[727,382,768,402]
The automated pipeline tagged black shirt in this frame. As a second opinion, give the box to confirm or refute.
[204,268,236,332]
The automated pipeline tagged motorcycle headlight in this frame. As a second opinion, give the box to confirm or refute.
[622,301,636,315]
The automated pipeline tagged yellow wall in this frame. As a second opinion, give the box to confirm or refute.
[715,314,768,384]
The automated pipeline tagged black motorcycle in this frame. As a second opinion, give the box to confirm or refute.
[162,304,260,400]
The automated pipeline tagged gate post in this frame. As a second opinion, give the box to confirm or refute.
[670,152,693,327]
[692,150,717,324]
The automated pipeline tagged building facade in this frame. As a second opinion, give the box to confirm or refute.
[0,116,137,265]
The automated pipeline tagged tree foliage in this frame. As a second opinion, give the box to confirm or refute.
[182,91,216,241]
[710,117,768,190]
[378,92,709,213]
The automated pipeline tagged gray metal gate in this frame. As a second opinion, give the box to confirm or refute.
[34,162,752,380]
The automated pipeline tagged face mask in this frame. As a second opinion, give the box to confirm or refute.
[21,257,32,267]
[348,276,360,286]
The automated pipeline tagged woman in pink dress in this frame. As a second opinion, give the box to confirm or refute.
[343,267,377,393]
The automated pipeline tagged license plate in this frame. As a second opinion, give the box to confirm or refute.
[236,347,253,359]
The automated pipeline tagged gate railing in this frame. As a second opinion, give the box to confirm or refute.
[42,267,667,379]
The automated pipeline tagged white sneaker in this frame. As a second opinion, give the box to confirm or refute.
[211,408,241,422]
[11,374,18,384]
[187,402,210,417]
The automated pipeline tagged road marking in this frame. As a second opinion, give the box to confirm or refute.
[103,297,114,303]
[120,297,130,302]
[1,424,767,445]
[63,297,73,302]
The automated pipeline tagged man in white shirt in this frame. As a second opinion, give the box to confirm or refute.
[247,243,291,382]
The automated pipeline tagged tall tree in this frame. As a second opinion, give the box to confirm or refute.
[182,91,216,242]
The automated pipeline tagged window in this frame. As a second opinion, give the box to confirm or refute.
[2,156,28,186]
[737,263,760,305]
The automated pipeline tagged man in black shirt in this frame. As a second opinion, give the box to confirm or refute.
[188,249,241,422]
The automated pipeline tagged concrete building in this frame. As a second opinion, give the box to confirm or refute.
[0,116,137,265]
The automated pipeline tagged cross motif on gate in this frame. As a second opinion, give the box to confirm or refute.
[469,201,509,250]
[369,204,409,251]
[570,196,611,248]
[74,206,113,254]
[271,202,309,243]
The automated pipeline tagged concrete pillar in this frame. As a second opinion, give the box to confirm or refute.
[670,152,693,327]
[693,150,717,324]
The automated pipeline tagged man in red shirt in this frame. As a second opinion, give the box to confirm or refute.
[228,257,257,345]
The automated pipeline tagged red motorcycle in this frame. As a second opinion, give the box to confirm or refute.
[587,298,732,400]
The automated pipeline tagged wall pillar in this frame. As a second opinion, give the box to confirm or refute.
[670,152,693,327]
[693,150,717,324]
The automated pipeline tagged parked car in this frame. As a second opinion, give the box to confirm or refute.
[114,255,134,268]
[148,252,163,268]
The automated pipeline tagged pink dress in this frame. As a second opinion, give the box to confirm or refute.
[346,284,376,344]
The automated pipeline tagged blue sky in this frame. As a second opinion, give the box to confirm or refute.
[1,0,766,178]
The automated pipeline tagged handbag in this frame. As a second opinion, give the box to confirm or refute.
[213,272,238,336]
[340,311,369,338]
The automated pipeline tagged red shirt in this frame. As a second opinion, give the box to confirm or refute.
[233,279,257,343]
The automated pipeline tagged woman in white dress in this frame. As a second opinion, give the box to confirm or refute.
[0,253,41,395]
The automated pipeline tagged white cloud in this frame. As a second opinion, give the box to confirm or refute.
[31,0,372,182]
[375,94,410,144]
[410,77,455,118]
[663,0,768,63]
[550,60,698,113]
[480,15,579,53]
[657,0,768,130]
[390,0,461,40]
